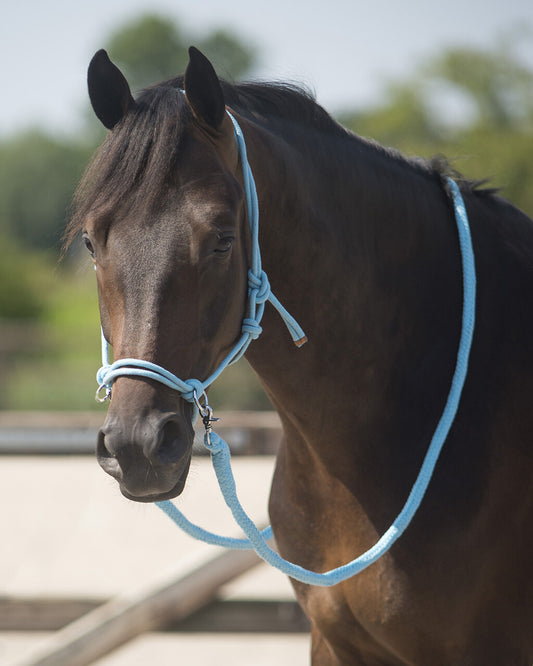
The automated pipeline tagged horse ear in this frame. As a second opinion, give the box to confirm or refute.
[184,47,225,130]
[88,50,135,130]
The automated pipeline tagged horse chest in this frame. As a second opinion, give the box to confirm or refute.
[269,447,426,661]
[293,562,416,665]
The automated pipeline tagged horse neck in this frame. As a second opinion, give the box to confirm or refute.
[243,118,463,476]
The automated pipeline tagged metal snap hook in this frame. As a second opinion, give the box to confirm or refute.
[192,389,220,439]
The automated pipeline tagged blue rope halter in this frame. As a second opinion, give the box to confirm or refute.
[96,111,307,406]
[94,110,476,587]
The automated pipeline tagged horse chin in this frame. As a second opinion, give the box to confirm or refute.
[118,459,191,504]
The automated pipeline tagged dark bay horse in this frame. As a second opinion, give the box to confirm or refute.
[67,47,533,664]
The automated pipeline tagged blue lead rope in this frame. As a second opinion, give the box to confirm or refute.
[94,108,476,587]
[156,177,475,587]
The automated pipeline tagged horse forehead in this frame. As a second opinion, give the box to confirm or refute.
[108,188,235,267]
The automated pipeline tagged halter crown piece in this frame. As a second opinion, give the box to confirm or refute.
[94,109,476,587]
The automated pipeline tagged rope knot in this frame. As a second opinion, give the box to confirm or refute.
[182,378,205,403]
[241,317,263,340]
[248,269,270,304]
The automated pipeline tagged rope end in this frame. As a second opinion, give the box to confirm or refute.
[294,336,308,348]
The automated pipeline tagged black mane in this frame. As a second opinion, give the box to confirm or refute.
[163,74,347,136]
[67,85,191,246]
[66,76,493,249]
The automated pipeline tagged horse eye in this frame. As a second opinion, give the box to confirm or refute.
[83,234,95,257]
[215,236,234,254]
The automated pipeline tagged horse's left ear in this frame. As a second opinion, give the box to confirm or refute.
[184,47,225,130]
[88,50,135,130]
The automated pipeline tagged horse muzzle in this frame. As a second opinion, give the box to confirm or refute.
[97,408,194,502]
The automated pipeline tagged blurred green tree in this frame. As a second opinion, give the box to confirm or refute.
[104,13,256,90]
[104,14,189,90]
[339,41,533,216]
[0,131,91,250]
[424,45,533,129]
[0,235,47,319]
[198,29,255,80]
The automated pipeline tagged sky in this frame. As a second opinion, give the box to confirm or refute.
[1,0,533,137]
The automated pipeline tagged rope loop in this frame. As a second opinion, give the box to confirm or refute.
[96,364,110,389]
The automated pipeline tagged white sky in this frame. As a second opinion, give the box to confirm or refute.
[2,0,532,137]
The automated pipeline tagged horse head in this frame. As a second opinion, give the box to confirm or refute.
[80,48,249,501]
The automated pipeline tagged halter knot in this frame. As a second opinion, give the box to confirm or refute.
[248,269,270,304]
[241,317,263,339]
[181,378,205,404]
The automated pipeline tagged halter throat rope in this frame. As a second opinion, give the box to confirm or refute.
[94,111,476,587]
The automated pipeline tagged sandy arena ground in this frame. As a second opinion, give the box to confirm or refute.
[0,454,310,665]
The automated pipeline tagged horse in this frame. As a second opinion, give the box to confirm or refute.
[66,47,533,664]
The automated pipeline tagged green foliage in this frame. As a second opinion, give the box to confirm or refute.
[1,261,103,410]
[0,131,92,250]
[198,29,255,80]
[0,236,50,319]
[423,45,533,129]
[105,14,189,90]
[105,13,256,91]
[339,42,533,217]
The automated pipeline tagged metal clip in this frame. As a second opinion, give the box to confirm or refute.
[193,389,220,445]
[95,384,112,403]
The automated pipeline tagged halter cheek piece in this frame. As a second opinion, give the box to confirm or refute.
[93,110,476,586]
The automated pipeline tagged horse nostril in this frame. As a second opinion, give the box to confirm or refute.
[97,429,115,461]
[96,429,122,480]
[155,419,188,464]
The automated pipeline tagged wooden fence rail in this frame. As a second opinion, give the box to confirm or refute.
[11,548,263,666]
[0,411,282,455]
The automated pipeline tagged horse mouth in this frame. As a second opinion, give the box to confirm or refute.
[118,459,191,503]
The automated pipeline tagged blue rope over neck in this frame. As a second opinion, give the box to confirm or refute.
[93,111,476,587]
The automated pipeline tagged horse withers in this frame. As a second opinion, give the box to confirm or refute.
[66,47,533,664]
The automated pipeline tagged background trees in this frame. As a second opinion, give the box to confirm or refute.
[1,12,532,409]
[340,41,533,214]
[0,12,260,410]
[104,14,256,90]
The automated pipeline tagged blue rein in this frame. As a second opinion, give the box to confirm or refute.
[94,110,476,587]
